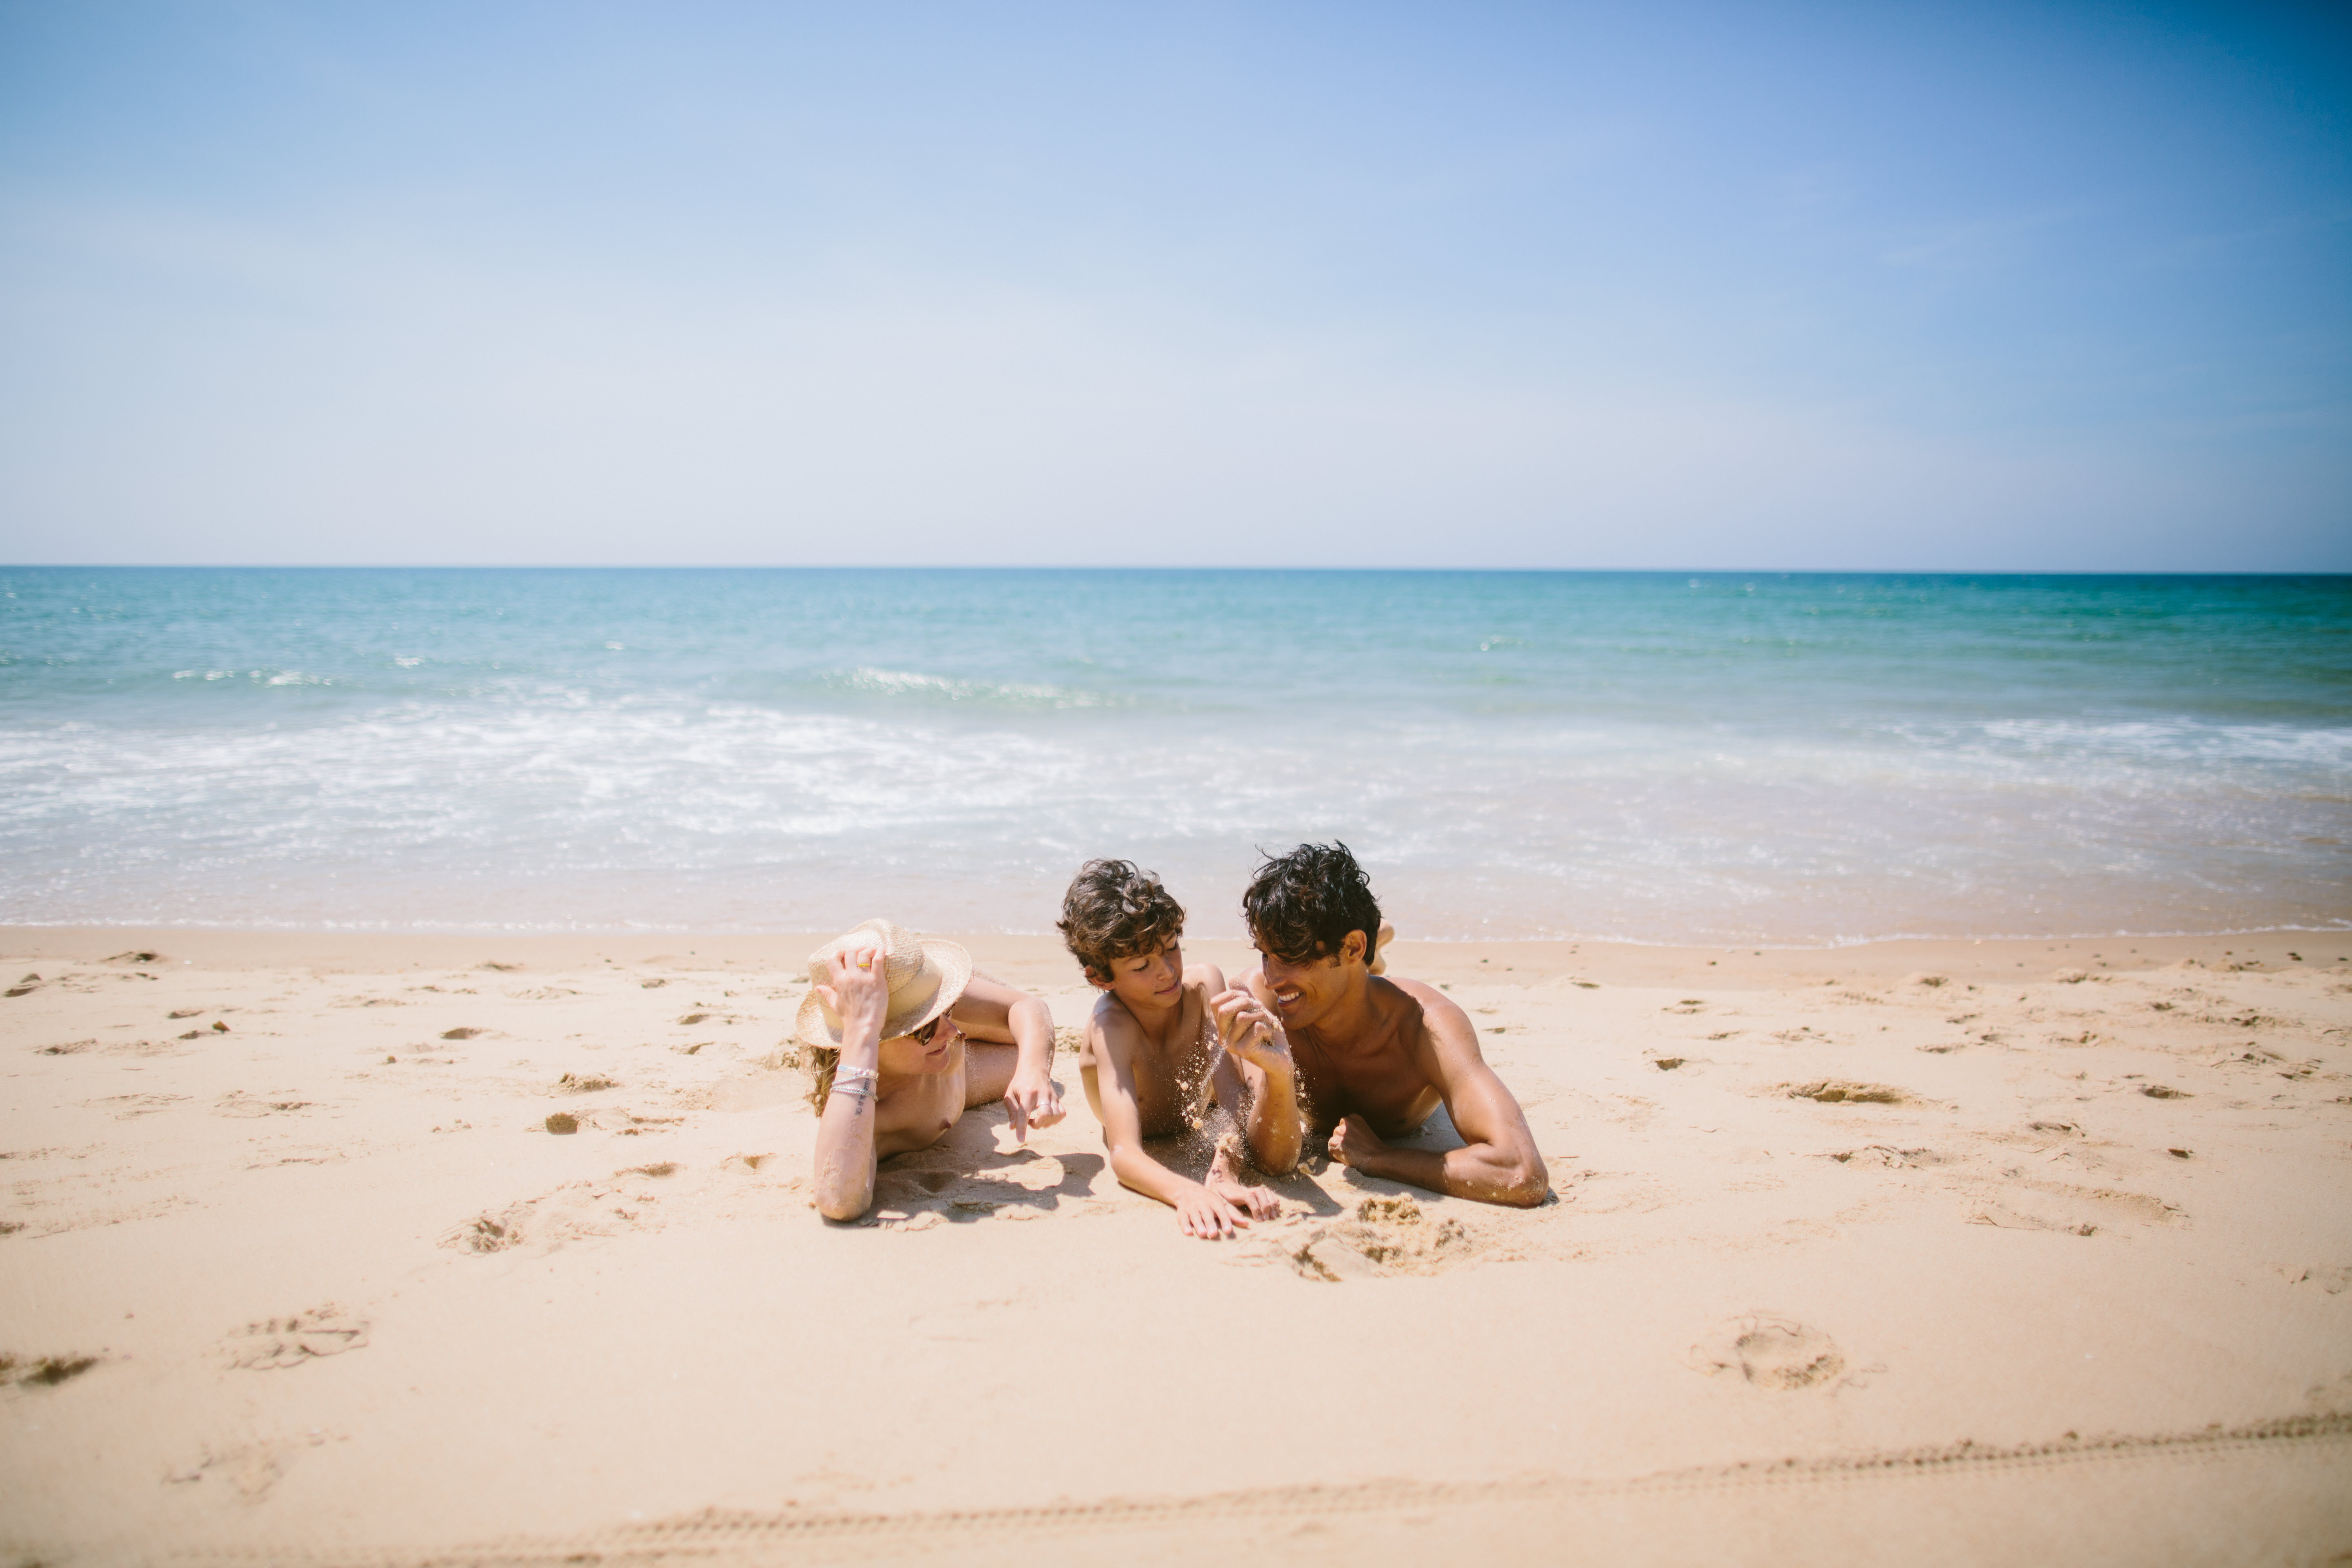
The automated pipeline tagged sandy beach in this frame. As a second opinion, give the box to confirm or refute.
[2,924,2349,1565]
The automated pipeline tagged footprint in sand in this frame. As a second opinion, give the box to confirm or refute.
[1687,1315,1848,1390]
[163,1434,334,1500]
[2,1352,100,1390]
[1784,1080,1911,1105]
[567,1106,681,1135]
[110,1038,185,1058]
[1827,1145,1947,1168]
[441,1177,668,1254]
[213,1091,314,1118]
[1287,1194,1477,1282]
[443,1205,533,1253]
[2284,1265,2351,1294]
[1966,1178,2178,1236]
[220,1306,370,1370]
[1969,1203,2100,1236]
[87,1093,188,1119]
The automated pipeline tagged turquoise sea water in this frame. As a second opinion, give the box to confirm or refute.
[1,568,2345,944]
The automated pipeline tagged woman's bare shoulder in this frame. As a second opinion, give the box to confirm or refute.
[873,1090,957,1158]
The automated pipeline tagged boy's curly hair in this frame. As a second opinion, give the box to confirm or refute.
[1057,859,1187,980]
[1242,841,1383,967]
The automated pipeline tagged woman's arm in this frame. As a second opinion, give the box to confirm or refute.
[811,942,891,1222]
[949,972,1065,1141]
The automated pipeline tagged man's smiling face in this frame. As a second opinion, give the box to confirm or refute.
[1255,927,1366,1031]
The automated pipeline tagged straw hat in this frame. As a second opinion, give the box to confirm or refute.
[793,918,973,1050]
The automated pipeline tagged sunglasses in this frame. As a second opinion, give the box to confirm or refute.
[911,1012,953,1046]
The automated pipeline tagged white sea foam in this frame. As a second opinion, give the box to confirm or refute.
[4,567,2345,940]
[0,691,2343,940]
[836,666,1132,709]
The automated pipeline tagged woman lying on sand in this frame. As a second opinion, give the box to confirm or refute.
[797,919,1064,1221]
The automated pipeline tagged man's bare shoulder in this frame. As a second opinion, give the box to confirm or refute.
[1182,962,1227,994]
[1382,974,1474,1036]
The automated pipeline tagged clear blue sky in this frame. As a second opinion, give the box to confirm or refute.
[2,1,2345,568]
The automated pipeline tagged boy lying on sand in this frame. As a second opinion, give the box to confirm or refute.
[1239,842,1549,1207]
[798,918,1065,1222]
[1059,860,1304,1238]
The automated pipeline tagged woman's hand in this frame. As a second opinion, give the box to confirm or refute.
[815,942,891,1051]
[1003,1065,1065,1142]
[1212,988,1293,1078]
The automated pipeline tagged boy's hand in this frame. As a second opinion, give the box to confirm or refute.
[1326,1112,1385,1169]
[1003,1066,1065,1143]
[1212,989,1292,1076]
[1173,1181,1254,1240]
[816,944,891,1047]
[1207,1136,1282,1220]
[1206,1172,1282,1221]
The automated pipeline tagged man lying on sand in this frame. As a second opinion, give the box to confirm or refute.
[1058,859,1298,1239]
[1237,843,1550,1207]
[797,919,1065,1222]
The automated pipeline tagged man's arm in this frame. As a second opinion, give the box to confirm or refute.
[1089,1006,1260,1239]
[1220,978,1306,1175]
[1327,981,1549,1207]
[950,972,1065,1141]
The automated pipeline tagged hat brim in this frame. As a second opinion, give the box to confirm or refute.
[793,936,973,1051]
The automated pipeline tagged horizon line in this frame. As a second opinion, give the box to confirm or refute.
[7,563,2350,578]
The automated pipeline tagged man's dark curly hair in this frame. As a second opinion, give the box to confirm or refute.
[1243,841,1382,967]
[1057,859,1187,980]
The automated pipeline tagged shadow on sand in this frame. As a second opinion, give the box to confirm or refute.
[862,1105,1108,1225]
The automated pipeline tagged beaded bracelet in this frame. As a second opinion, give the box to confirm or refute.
[831,1064,879,1101]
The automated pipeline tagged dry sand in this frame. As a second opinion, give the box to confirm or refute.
[2,925,2349,1566]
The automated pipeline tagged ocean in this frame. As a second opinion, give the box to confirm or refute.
[1,568,2345,946]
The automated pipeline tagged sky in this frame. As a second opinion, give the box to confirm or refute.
[0,1,2346,570]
